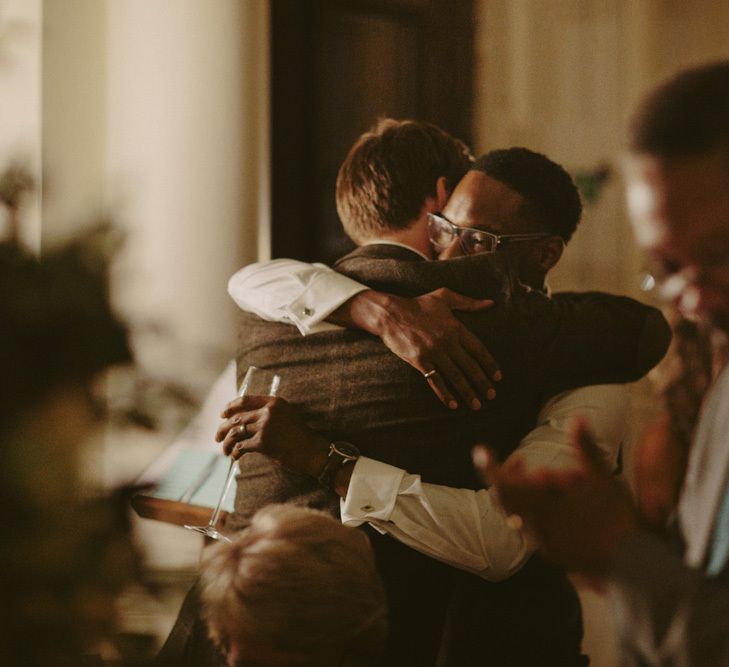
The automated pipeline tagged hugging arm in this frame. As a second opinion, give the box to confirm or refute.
[217,384,627,582]
[227,259,367,335]
[517,291,672,395]
[228,259,500,409]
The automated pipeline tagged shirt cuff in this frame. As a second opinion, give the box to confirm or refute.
[284,271,368,335]
[340,457,406,526]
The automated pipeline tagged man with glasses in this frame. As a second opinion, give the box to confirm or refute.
[218,123,668,666]
[428,211,553,256]
[480,62,729,666]
[231,147,589,407]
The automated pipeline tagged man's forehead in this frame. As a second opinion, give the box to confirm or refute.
[626,150,729,271]
[625,155,667,250]
[443,171,526,230]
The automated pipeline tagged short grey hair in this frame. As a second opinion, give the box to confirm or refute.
[200,505,388,666]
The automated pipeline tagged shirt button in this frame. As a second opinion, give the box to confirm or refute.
[361,504,375,512]
[303,306,315,317]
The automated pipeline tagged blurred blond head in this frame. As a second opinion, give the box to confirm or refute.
[200,504,388,667]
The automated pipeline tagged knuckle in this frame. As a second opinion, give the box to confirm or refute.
[424,337,440,351]
[412,351,427,365]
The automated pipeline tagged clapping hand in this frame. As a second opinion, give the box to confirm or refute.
[473,419,641,577]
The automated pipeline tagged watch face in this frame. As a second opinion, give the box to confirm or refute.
[333,441,360,459]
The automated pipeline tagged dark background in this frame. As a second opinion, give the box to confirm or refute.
[270,0,475,264]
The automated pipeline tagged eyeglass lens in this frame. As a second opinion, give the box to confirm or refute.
[428,215,498,254]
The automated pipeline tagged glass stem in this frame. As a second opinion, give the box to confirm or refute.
[208,457,237,528]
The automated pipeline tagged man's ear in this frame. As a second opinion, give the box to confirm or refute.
[422,176,451,216]
[538,237,565,272]
[434,176,450,211]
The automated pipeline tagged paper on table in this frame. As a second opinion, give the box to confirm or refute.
[136,360,238,512]
[148,450,236,512]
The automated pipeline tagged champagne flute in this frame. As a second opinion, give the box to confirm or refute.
[184,366,280,542]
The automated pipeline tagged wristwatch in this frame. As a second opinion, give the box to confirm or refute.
[317,441,360,490]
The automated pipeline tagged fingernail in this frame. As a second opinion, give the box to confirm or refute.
[493,370,502,382]
[449,400,458,410]
[472,447,489,468]
[471,398,481,410]
[487,388,496,400]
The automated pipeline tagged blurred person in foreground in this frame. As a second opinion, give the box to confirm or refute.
[479,61,729,666]
[0,236,141,665]
[199,504,387,667]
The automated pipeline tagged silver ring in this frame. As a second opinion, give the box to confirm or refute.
[423,370,437,380]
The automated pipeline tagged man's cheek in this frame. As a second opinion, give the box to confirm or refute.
[438,238,464,259]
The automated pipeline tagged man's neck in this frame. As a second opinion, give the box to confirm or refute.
[361,219,434,260]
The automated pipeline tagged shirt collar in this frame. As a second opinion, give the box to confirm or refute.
[362,240,432,261]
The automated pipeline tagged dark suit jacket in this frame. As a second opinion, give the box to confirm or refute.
[228,245,670,666]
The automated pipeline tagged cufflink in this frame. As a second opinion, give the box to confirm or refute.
[303,306,314,317]
[506,514,524,531]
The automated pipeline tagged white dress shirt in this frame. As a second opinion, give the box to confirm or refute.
[228,257,627,581]
[342,384,626,581]
[228,259,367,335]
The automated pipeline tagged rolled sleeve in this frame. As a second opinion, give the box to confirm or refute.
[519,384,628,473]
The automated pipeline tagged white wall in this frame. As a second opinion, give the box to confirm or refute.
[473,0,729,299]
[41,0,270,572]
[42,0,107,246]
[42,0,270,390]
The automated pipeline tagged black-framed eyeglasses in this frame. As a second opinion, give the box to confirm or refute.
[427,212,551,256]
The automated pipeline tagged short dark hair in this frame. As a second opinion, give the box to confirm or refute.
[630,61,729,158]
[336,119,473,243]
[471,147,582,243]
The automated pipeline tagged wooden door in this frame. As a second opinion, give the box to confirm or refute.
[270,0,474,263]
